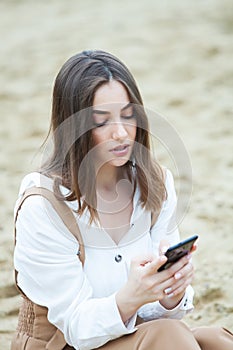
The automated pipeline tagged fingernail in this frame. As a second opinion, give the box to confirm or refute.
[160,255,167,263]
[164,287,172,294]
[161,246,169,254]
[175,272,181,280]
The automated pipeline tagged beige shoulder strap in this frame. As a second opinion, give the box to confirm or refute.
[14,186,85,265]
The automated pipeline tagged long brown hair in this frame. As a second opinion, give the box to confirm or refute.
[41,50,166,223]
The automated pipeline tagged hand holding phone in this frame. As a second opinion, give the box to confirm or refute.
[158,235,198,272]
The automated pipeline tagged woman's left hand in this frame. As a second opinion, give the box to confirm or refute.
[158,240,196,309]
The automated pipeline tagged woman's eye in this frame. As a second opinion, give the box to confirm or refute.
[93,120,107,128]
[121,114,135,120]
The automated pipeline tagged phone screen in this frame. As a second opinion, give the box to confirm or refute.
[157,235,198,272]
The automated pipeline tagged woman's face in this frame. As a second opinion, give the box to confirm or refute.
[92,80,137,168]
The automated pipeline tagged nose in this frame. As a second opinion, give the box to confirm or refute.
[112,121,128,141]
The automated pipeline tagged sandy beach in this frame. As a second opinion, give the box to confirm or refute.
[0,0,233,348]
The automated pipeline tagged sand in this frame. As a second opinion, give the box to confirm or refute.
[0,0,233,348]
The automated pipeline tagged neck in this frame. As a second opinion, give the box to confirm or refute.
[95,164,134,217]
[96,164,121,192]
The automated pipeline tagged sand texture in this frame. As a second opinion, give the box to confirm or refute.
[0,0,233,348]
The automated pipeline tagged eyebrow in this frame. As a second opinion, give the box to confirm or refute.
[92,102,132,115]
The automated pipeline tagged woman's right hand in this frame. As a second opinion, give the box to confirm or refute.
[115,253,191,323]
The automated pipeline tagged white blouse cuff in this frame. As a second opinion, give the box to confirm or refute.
[66,293,137,349]
[124,313,138,331]
[137,285,194,321]
[113,293,137,334]
[157,285,194,318]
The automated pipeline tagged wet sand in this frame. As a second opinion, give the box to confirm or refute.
[0,0,233,347]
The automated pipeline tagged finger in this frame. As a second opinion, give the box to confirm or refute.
[131,254,156,268]
[164,270,194,297]
[159,240,170,256]
[162,260,194,296]
[172,268,194,290]
[159,275,177,294]
[168,274,194,297]
[174,261,193,280]
[166,253,192,277]
[155,265,192,297]
[191,244,197,253]
[144,255,167,275]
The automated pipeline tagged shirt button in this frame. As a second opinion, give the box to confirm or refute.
[115,254,122,263]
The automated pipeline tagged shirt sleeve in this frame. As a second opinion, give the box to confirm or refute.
[14,195,136,350]
[137,285,194,321]
[139,168,195,321]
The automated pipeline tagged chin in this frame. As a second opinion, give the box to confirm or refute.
[109,158,129,167]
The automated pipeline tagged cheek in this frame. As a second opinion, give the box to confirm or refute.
[91,131,110,159]
[92,133,100,146]
[92,130,106,146]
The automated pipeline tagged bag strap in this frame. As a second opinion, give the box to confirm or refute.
[14,186,85,265]
[15,182,162,263]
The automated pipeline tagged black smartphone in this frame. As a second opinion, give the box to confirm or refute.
[157,234,198,272]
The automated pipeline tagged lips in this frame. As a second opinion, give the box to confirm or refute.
[111,144,129,151]
[110,144,130,156]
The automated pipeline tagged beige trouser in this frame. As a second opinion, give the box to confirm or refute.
[12,319,233,349]
[96,320,233,350]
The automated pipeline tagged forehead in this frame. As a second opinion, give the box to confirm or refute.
[93,80,130,110]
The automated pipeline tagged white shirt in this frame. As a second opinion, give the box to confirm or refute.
[14,169,194,350]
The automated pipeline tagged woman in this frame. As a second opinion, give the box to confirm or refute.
[12,50,233,350]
